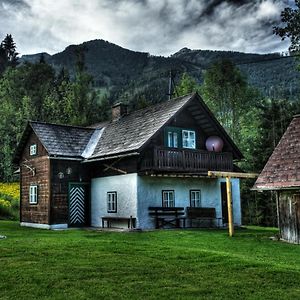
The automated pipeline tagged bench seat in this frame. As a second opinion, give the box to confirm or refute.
[102,216,136,229]
[186,207,222,227]
[148,207,186,229]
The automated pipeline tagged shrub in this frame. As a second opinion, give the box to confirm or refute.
[0,182,20,220]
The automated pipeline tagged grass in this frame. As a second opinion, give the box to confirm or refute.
[0,222,300,299]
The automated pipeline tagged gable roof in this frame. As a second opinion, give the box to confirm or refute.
[87,92,243,160]
[88,94,193,159]
[13,121,94,163]
[253,115,300,190]
[13,93,243,164]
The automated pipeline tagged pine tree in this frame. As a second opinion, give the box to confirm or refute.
[1,34,19,68]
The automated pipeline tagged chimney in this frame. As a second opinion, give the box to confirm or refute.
[111,102,128,121]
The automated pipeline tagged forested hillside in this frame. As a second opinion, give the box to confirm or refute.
[2,35,300,226]
[21,39,300,102]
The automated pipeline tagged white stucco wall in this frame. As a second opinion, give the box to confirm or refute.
[90,173,241,230]
[137,176,241,229]
[91,173,138,227]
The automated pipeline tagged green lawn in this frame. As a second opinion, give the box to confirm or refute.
[0,222,299,300]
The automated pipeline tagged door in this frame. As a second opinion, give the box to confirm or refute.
[68,183,89,227]
[221,182,228,223]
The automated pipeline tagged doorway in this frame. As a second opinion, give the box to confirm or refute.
[221,182,229,224]
[68,183,89,227]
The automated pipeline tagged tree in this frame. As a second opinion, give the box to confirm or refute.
[201,59,256,143]
[1,34,18,68]
[273,1,300,52]
[174,73,201,97]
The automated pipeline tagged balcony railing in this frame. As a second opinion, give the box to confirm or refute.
[140,147,233,173]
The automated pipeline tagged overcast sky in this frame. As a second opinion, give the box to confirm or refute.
[0,0,293,56]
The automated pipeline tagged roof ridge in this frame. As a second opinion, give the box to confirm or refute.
[29,120,94,130]
[109,93,195,123]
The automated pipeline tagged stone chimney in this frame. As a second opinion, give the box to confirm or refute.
[111,102,128,121]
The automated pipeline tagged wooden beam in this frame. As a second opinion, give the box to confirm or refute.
[226,176,234,237]
[208,171,258,179]
[103,164,127,174]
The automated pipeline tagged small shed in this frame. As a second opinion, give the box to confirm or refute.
[253,114,300,244]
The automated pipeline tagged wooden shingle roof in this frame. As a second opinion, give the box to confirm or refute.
[88,94,193,159]
[253,115,300,190]
[14,93,243,163]
[13,121,94,162]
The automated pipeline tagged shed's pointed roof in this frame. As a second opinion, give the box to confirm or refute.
[253,115,300,190]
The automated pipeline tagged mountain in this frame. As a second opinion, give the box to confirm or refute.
[20,39,300,102]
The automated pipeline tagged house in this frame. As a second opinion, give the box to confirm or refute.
[253,114,300,244]
[13,93,244,230]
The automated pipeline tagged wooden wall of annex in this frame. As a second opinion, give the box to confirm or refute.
[20,132,50,224]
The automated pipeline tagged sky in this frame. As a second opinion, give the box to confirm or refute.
[0,0,294,57]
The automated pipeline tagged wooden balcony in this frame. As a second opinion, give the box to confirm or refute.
[140,147,233,174]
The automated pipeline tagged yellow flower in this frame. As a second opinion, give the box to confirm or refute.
[0,199,11,208]
[0,183,20,200]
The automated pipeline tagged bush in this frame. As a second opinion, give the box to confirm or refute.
[0,183,20,220]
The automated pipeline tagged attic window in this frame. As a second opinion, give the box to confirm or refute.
[182,130,196,149]
[30,144,37,156]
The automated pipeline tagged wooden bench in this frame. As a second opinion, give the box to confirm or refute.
[148,207,186,229]
[102,216,136,229]
[186,207,222,228]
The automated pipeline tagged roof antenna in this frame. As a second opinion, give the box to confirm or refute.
[167,70,178,100]
[168,70,172,100]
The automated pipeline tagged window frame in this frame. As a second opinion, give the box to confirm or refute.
[107,191,117,213]
[182,130,196,149]
[29,144,37,156]
[190,190,201,207]
[162,190,175,207]
[29,185,38,204]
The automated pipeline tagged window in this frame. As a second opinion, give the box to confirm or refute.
[162,190,175,207]
[190,190,201,207]
[107,192,117,213]
[182,130,196,149]
[29,185,38,204]
[165,127,196,149]
[30,144,37,156]
[167,131,178,148]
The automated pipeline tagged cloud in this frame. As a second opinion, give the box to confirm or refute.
[0,0,291,56]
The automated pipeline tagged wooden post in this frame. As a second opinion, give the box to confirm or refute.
[226,176,234,237]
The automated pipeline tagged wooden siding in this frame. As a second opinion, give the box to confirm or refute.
[278,191,300,244]
[20,131,50,224]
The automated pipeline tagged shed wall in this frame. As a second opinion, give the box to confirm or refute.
[278,191,300,244]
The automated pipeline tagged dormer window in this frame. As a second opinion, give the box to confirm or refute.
[30,144,37,156]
